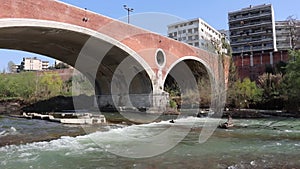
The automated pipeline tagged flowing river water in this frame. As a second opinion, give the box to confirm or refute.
[0,114,299,169]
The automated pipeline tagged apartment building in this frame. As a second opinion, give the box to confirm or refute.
[276,20,300,50]
[228,4,294,80]
[229,4,277,55]
[21,57,49,71]
[167,18,224,53]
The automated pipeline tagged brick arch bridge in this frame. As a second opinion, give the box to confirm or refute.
[0,0,229,112]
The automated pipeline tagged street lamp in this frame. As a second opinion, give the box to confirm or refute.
[123,5,134,24]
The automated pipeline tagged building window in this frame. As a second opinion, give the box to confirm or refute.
[188,29,192,33]
[194,42,199,47]
[188,36,193,40]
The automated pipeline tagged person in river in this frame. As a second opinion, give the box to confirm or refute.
[219,115,234,129]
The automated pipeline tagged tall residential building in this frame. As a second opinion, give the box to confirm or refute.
[227,4,293,80]
[167,18,225,53]
[276,20,300,50]
[21,57,49,71]
[228,4,277,55]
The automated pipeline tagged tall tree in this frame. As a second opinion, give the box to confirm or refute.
[233,78,263,108]
[7,61,15,73]
[281,50,300,109]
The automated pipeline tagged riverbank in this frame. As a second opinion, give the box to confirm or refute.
[0,98,25,115]
[1,96,300,122]
[223,109,300,118]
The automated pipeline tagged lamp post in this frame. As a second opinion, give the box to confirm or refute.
[123,5,134,24]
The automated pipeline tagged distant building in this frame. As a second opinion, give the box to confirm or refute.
[276,20,300,50]
[218,29,230,44]
[167,18,227,53]
[21,57,49,71]
[11,64,21,73]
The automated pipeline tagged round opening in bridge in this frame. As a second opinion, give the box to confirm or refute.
[155,49,166,68]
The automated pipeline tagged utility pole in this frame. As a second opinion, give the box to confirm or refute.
[123,5,134,24]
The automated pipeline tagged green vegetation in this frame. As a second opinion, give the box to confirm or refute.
[0,72,65,102]
[280,50,300,110]
[0,69,96,103]
[231,78,263,108]
[169,99,177,109]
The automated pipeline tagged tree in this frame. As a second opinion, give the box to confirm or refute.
[7,61,15,73]
[55,62,69,69]
[37,72,63,99]
[257,73,284,109]
[0,72,36,99]
[226,56,239,108]
[281,50,300,109]
[286,15,297,50]
[233,78,263,108]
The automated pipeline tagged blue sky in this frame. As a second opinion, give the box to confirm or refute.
[1,0,300,71]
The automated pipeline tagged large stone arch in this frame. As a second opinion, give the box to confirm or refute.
[0,19,156,109]
[163,56,217,109]
[163,56,215,83]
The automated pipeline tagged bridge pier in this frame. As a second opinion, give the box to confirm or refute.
[93,91,169,113]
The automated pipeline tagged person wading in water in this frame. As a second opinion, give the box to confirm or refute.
[219,115,234,129]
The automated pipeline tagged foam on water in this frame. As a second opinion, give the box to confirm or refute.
[0,126,18,137]
[0,117,299,168]
[0,117,210,158]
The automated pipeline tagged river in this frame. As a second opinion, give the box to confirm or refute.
[0,115,299,169]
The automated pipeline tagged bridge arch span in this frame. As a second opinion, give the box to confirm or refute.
[163,56,214,83]
[0,18,156,108]
[163,56,217,109]
[0,18,155,77]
